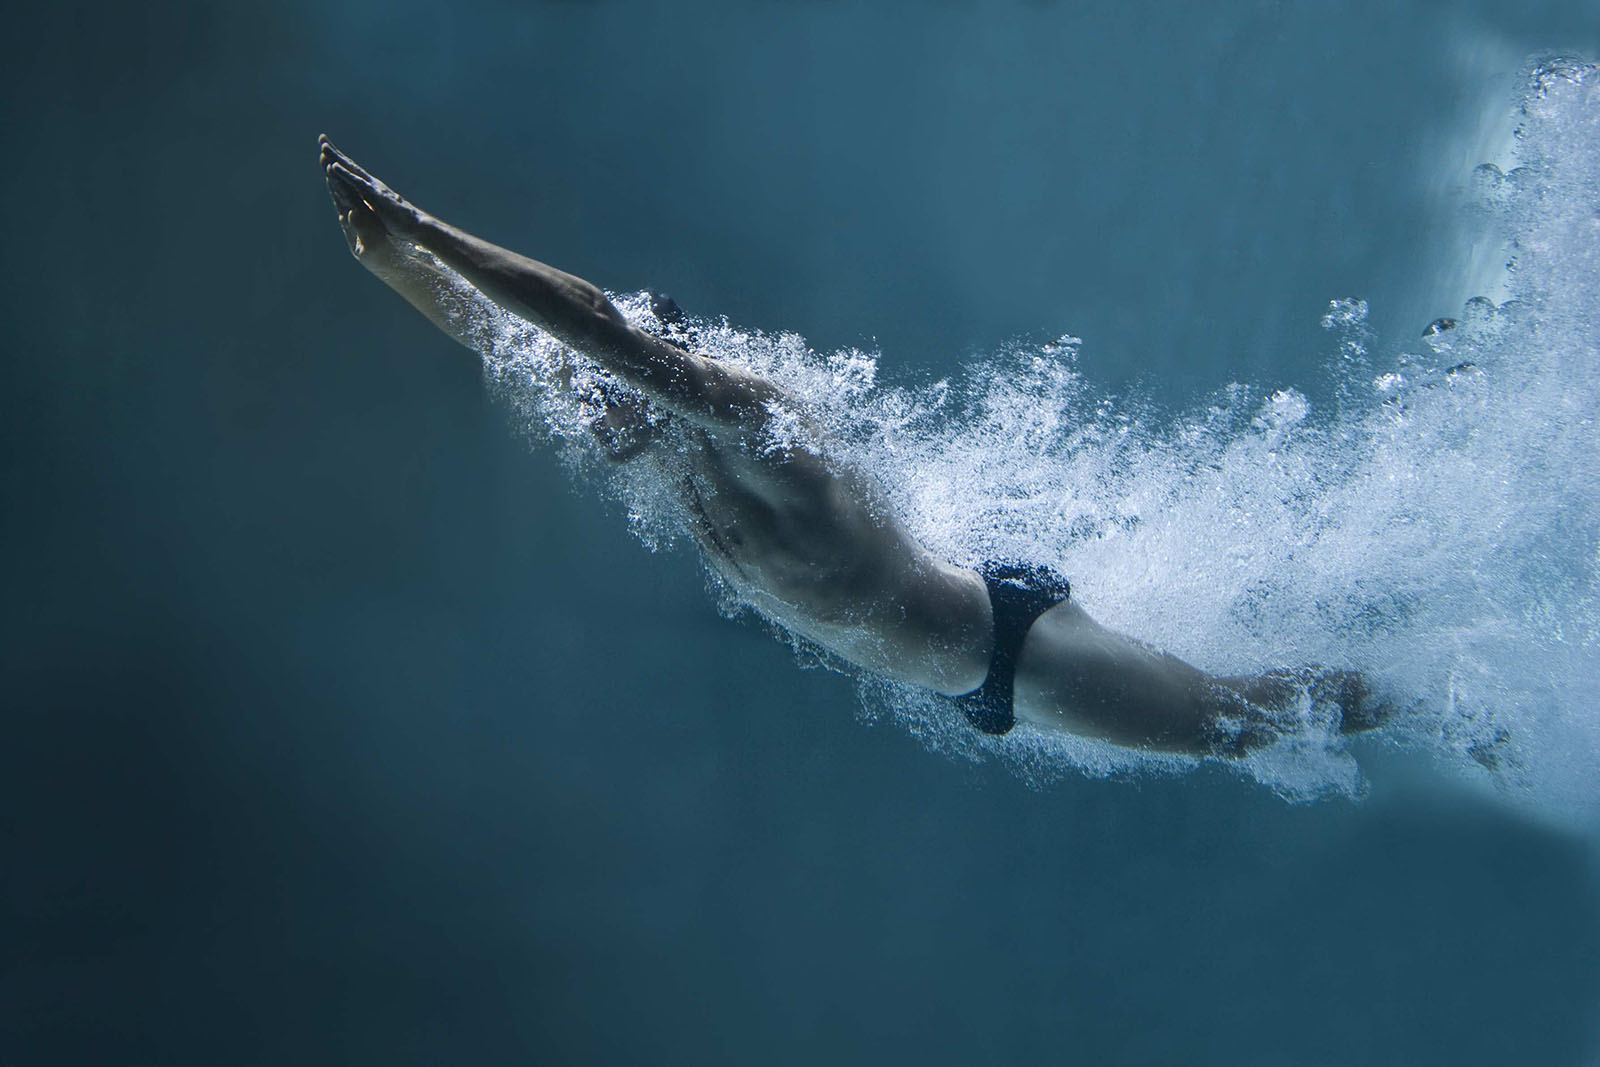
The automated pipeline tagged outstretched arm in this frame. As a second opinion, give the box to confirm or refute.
[320,137,791,436]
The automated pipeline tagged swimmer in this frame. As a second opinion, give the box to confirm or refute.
[319,135,1385,757]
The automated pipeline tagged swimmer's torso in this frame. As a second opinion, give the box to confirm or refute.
[666,425,992,695]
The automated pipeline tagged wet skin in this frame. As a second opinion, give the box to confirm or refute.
[321,136,1384,755]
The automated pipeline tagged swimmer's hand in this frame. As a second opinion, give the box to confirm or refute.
[319,135,429,261]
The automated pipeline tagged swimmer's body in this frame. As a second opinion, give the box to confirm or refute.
[320,136,1383,757]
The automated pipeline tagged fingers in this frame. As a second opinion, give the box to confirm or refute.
[325,157,424,240]
[318,134,396,218]
[319,135,431,258]
[325,157,376,202]
[320,144,395,259]
[324,172,363,256]
[325,161,387,226]
[323,167,378,257]
[317,134,363,178]
[325,163,364,218]
[316,135,412,218]
[318,134,384,189]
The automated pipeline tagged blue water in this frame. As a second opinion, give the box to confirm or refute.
[5,2,1600,1064]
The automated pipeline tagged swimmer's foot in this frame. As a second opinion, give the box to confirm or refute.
[1219,667,1395,737]
[1467,727,1515,773]
[1319,671,1394,734]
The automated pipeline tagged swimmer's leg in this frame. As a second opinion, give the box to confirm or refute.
[1015,602,1389,757]
[1015,602,1266,755]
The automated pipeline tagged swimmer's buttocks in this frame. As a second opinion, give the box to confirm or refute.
[956,562,1071,735]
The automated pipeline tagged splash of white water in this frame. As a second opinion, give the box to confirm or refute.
[477,59,1600,812]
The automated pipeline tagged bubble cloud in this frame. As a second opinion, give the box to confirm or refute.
[468,60,1600,813]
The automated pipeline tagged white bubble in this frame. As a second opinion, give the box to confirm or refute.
[468,62,1600,817]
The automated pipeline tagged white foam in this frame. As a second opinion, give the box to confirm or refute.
[478,59,1600,816]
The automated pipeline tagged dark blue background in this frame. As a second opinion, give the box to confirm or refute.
[5,2,1600,1063]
